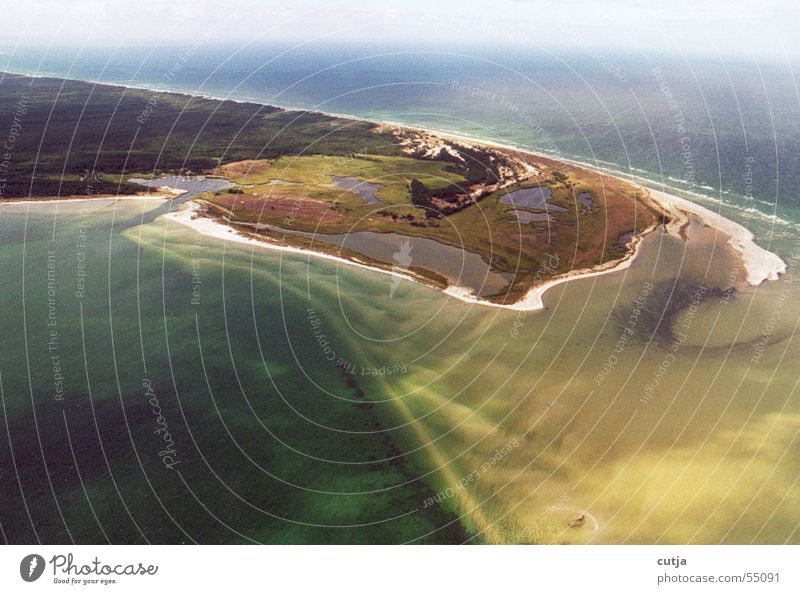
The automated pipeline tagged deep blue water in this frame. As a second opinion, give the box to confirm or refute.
[2,42,799,228]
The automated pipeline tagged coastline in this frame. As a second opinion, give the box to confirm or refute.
[0,194,169,205]
[400,128,788,288]
[443,220,655,310]
[3,68,793,228]
[8,170,779,314]
[160,122,786,310]
[164,200,436,288]
[646,188,786,285]
[1,70,786,310]
[162,185,779,312]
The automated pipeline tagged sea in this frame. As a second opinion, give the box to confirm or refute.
[1,42,799,544]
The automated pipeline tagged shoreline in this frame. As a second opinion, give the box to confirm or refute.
[161,149,785,310]
[163,200,437,290]
[0,194,169,205]
[394,128,788,288]
[7,167,780,313]
[3,68,793,229]
[162,192,756,313]
[646,188,786,285]
[443,221,656,310]
[165,202,655,312]
[1,70,787,309]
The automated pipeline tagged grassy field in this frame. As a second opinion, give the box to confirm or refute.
[209,152,658,302]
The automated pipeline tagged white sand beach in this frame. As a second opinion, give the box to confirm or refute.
[163,200,430,287]
[3,164,785,313]
[647,188,786,285]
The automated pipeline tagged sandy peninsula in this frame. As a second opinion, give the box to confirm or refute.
[3,156,784,313]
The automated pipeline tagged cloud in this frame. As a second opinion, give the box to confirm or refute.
[2,0,798,58]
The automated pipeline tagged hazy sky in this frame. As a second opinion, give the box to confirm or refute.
[3,0,799,59]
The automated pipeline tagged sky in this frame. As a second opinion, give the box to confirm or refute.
[2,0,799,59]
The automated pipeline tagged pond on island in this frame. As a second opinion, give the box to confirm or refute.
[499,187,567,211]
[331,176,382,205]
[506,209,555,223]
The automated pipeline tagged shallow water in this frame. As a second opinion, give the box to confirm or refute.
[0,199,465,544]
[129,175,232,200]
[346,222,800,544]
[2,199,796,544]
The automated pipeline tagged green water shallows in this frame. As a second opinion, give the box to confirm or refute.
[1,199,799,544]
[0,199,464,544]
[345,219,800,544]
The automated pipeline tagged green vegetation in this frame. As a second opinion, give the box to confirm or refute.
[1,71,659,302]
[0,73,398,198]
[211,154,658,301]
[409,178,434,212]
